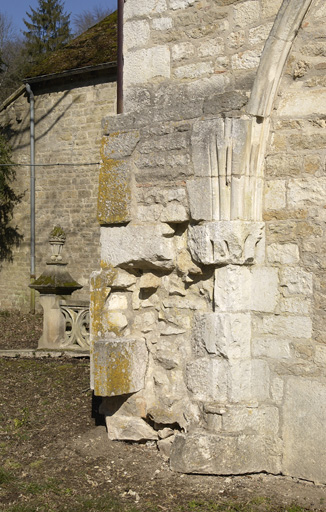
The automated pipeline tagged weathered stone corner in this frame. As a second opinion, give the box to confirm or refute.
[97,129,140,225]
[93,338,148,397]
[97,157,132,225]
[100,222,176,270]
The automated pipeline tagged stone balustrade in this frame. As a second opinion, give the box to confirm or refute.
[60,301,90,350]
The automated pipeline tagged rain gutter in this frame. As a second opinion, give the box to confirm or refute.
[117,0,123,114]
[25,83,36,313]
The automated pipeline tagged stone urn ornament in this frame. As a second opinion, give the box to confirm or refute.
[49,226,66,262]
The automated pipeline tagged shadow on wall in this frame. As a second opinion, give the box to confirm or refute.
[2,89,73,152]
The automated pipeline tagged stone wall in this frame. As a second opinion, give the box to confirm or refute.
[263,0,326,482]
[91,0,326,483]
[0,77,116,310]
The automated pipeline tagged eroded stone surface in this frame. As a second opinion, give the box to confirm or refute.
[283,378,326,484]
[101,223,175,270]
[267,243,300,264]
[186,358,228,402]
[97,158,132,225]
[93,338,148,397]
[188,222,264,266]
[124,46,171,86]
[170,431,281,474]
[192,313,251,359]
[214,265,279,313]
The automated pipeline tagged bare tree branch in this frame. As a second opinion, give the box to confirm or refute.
[73,4,114,36]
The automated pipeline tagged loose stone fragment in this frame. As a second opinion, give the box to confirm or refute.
[106,415,158,441]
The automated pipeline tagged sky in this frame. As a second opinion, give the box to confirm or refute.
[2,0,117,36]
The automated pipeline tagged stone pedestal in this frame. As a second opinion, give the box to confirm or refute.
[29,228,82,350]
[38,294,66,349]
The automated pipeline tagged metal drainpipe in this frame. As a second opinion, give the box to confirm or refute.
[25,83,36,314]
[117,0,124,114]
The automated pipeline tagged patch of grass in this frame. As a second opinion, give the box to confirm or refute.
[286,507,308,512]
[13,407,30,429]
[73,494,140,512]
[29,459,44,469]
[250,496,271,505]
[23,481,46,496]
[4,459,21,471]
[2,493,143,512]
[0,442,9,457]
[22,477,68,497]
[0,358,319,512]
[1,507,36,512]
[0,467,13,484]
[0,310,42,350]
[181,501,219,511]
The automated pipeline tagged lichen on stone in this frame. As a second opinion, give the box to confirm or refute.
[97,137,132,224]
[90,264,119,342]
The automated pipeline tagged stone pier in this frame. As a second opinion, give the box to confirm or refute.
[90,0,326,483]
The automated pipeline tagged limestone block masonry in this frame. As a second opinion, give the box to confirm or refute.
[90,0,326,483]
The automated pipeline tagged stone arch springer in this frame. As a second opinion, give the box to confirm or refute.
[187,0,314,268]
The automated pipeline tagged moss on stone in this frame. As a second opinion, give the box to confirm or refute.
[49,226,66,241]
[30,266,82,294]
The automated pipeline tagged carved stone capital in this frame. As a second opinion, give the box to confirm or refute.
[188,221,265,266]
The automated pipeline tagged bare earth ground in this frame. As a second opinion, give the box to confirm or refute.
[1,312,326,512]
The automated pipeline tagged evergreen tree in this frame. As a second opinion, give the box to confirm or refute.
[23,0,71,67]
[0,133,23,264]
[0,48,23,260]
[0,49,4,76]
[0,12,10,77]
[0,37,26,104]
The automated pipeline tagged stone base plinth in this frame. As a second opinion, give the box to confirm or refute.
[38,295,66,350]
[170,430,281,475]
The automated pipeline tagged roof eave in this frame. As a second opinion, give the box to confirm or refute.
[23,61,117,85]
[0,85,26,112]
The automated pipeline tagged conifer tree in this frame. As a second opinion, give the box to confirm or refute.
[0,133,23,264]
[23,0,71,67]
[0,49,4,75]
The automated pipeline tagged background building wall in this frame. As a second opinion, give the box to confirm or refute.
[0,78,117,311]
